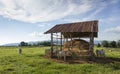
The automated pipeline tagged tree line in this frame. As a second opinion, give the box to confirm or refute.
[19,40,120,48]
[97,40,120,48]
[19,41,51,47]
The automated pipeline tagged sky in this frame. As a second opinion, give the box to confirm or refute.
[0,0,120,45]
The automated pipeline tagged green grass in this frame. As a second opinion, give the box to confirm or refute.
[94,46,120,58]
[0,46,120,74]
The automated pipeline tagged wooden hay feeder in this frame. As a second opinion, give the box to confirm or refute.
[44,20,98,61]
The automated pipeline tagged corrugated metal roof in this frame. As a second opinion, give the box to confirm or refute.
[44,20,98,38]
[45,20,98,33]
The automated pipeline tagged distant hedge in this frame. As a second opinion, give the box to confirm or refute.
[101,40,120,48]
[19,41,51,46]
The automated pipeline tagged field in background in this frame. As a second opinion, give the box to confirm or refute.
[0,46,120,74]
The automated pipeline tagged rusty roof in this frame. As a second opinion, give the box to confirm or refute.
[44,20,98,38]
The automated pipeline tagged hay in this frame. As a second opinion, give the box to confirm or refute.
[72,48,81,53]
[64,41,71,48]
[63,39,90,57]
[64,48,70,51]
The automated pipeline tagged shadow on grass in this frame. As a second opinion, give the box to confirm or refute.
[111,64,120,70]
[43,56,120,64]
[93,57,120,64]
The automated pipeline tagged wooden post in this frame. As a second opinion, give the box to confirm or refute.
[89,33,94,57]
[70,34,73,50]
[56,33,58,50]
[64,52,66,61]
[51,33,53,58]
[63,38,65,45]
[89,22,94,59]
[60,33,62,50]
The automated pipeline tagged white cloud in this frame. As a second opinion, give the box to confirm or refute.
[38,23,50,27]
[62,0,119,24]
[0,0,102,23]
[38,24,45,27]
[61,5,106,23]
[110,0,119,4]
[100,17,120,25]
[29,31,50,40]
[29,32,44,37]
[60,0,110,23]
[0,31,50,45]
[62,5,106,23]
[104,26,120,33]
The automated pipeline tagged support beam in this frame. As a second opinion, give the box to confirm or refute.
[60,33,62,50]
[89,33,94,57]
[70,34,73,50]
[89,22,95,59]
[56,33,58,50]
[51,33,53,58]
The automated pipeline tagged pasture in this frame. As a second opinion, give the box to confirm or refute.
[0,46,120,74]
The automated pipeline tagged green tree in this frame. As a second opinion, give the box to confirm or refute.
[117,40,120,48]
[109,41,117,48]
[97,43,101,47]
[38,41,51,46]
[20,41,28,46]
[102,40,109,47]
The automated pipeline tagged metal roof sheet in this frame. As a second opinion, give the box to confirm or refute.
[45,20,98,33]
[44,20,98,38]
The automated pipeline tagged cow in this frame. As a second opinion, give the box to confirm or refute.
[18,48,22,54]
[96,49,105,57]
[57,50,66,61]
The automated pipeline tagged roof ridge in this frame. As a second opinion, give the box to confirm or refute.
[56,20,98,26]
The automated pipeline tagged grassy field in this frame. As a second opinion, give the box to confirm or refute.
[0,46,120,74]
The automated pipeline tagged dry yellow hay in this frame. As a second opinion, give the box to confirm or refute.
[64,48,70,51]
[64,41,71,48]
[63,39,90,56]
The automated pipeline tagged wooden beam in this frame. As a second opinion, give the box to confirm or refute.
[60,33,62,50]
[89,33,94,55]
[89,22,94,59]
[70,34,73,50]
[51,33,53,58]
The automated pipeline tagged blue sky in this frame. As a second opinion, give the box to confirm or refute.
[0,0,120,45]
